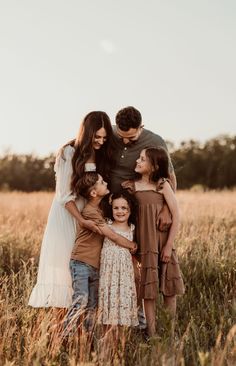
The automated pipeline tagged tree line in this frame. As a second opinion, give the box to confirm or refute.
[0,135,235,191]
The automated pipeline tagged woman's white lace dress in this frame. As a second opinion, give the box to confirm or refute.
[28,145,96,308]
[98,223,138,326]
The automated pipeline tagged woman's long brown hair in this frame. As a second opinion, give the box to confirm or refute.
[63,111,115,193]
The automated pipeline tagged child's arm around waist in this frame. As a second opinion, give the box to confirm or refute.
[99,224,137,253]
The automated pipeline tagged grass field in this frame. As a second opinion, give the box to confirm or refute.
[0,191,235,365]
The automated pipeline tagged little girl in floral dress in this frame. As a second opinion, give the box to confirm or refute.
[98,190,139,327]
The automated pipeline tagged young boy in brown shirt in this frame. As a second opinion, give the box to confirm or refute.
[65,172,137,333]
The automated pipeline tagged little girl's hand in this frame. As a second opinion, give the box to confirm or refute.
[161,245,172,263]
[130,242,137,254]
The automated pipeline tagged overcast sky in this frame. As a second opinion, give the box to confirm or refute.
[1,0,235,156]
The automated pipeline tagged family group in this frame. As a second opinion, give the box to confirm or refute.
[28,106,185,338]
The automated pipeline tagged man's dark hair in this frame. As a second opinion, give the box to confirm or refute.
[116,106,142,131]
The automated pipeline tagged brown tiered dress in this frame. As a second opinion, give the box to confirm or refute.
[122,179,185,300]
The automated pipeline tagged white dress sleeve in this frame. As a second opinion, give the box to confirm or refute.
[54,145,76,206]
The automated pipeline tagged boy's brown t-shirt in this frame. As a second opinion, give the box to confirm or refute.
[70,203,105,269]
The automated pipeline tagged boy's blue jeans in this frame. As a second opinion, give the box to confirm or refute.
[65,259,99,334]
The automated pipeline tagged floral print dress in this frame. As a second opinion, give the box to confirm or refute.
[98,223,138,326]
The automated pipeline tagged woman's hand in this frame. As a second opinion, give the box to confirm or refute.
[80,219,103,234]
[161,244,172,263]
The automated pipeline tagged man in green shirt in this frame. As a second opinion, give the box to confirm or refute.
[110,106,176,232]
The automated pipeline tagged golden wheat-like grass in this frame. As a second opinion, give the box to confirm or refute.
[0,191,235,365]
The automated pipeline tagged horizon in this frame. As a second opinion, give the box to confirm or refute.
[1,132,234,158]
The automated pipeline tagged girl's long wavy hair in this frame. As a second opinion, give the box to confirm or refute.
[144,147,170,182]
[62,111,115,193]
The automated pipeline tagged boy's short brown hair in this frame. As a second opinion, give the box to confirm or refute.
[74,172,99,199]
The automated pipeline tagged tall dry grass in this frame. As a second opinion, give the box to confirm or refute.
[0,191,235,365]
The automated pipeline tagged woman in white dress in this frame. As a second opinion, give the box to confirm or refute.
[28,111,115,308]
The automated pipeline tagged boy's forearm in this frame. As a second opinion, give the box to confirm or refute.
[109,231,134,250]
[100,224,135,250]
[115,234,134,250]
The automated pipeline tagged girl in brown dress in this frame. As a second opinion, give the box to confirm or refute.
[122,147,184,337]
